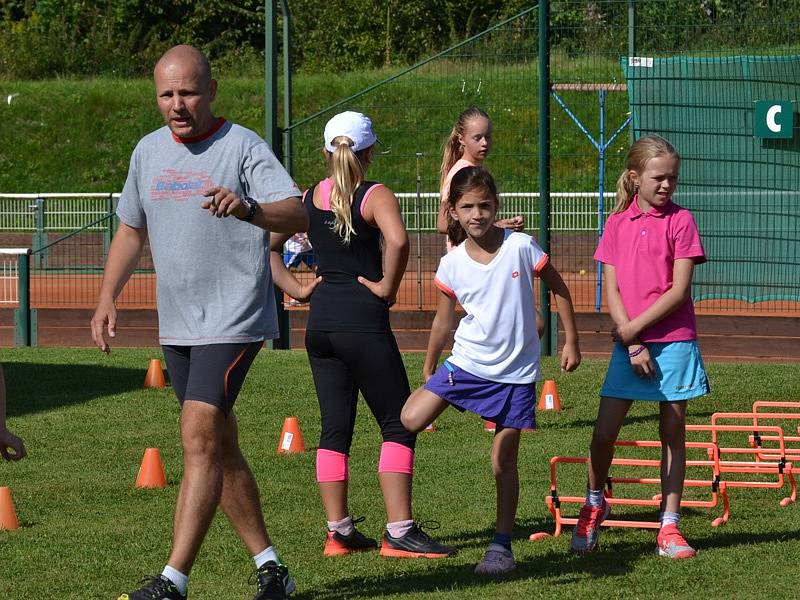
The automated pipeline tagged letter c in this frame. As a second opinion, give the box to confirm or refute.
[766,105,782,133]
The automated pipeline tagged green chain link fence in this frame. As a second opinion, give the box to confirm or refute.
[3,1,799,346]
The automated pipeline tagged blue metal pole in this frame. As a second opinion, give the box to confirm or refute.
[596,90,606,313]
[551,91,600,151]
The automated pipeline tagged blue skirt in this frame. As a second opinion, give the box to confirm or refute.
[600,341,710,402]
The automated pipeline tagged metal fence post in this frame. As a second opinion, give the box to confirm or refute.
[103,194,116,258]
[281,0,293,177]
[538,0,554,356]
[14,251,31,347]
[415,152,423,310]
[628,1,636,61]
[628,0,636,145]
[266,0,290,350]
[33,197,47,269]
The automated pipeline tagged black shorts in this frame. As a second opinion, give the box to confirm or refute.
[162,341,263,414]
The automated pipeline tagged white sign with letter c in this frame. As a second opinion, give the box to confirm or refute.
[766,105,783,133]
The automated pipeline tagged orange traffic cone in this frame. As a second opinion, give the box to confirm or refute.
[484,420,496,432]
[538,379,562,411]
[135,447,168,488]
[277,417,306,453]
[0,486,19,530]
[424,421,436,432]
[144,359,166,389]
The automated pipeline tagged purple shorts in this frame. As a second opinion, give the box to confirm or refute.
[424,361,536,430]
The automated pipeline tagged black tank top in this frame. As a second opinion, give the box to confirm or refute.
[305,179,390,332]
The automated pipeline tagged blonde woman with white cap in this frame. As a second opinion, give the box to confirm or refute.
[270,111,456,559]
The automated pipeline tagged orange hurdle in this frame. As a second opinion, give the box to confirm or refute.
[695,416,797,508]
[529,440,726,541]
[686,422,797,516]
[748,401,800,460]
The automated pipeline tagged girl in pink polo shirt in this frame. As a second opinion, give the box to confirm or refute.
[570,134,709,559]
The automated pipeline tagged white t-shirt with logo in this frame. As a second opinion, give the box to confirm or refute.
[433,230,548,384]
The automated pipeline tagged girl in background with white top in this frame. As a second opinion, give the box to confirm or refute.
[570,134,709,560]
[402,166,581,575]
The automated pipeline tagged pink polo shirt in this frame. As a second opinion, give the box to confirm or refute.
[594,199,706,342]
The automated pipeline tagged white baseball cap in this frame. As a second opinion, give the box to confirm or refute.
[323,111,377,152]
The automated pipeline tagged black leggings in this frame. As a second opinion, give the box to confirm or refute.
[305,330,416,455]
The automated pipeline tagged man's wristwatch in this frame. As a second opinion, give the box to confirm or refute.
[237,197,259,222]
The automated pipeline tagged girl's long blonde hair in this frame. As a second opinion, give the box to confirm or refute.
[440,106,490,191]
[326,136,371,244]
[613,133,680,214]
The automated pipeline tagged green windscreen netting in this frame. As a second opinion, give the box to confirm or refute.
[622,55,800,304]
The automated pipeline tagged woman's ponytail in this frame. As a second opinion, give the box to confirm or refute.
[328,136,363,244]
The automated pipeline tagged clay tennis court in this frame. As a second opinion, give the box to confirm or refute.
[4,227,798,360]
[21,270,800,317]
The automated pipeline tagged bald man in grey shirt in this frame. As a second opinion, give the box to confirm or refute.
[91,45,305,600]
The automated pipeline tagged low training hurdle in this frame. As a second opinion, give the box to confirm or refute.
[529,440,725,541]
[700,413,797,508]
[685,422,795,520]
[747,401,800,461]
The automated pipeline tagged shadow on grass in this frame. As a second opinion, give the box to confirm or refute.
[693,527,800,551]
[295,522,800,599]
[294,523,651,599]
[4,362,151,417]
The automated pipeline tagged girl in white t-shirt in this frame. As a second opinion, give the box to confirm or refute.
[402,166,581,575]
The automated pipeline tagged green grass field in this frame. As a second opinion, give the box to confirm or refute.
[1,348,799,599]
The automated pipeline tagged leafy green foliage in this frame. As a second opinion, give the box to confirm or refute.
[1,1,798,79]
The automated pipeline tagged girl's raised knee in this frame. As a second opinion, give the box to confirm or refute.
[400,406,422,433]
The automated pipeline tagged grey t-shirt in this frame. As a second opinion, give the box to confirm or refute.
[117,119,300,345]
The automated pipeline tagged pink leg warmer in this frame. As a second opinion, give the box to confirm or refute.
[378,441,415,475]
[316,449,349,482]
